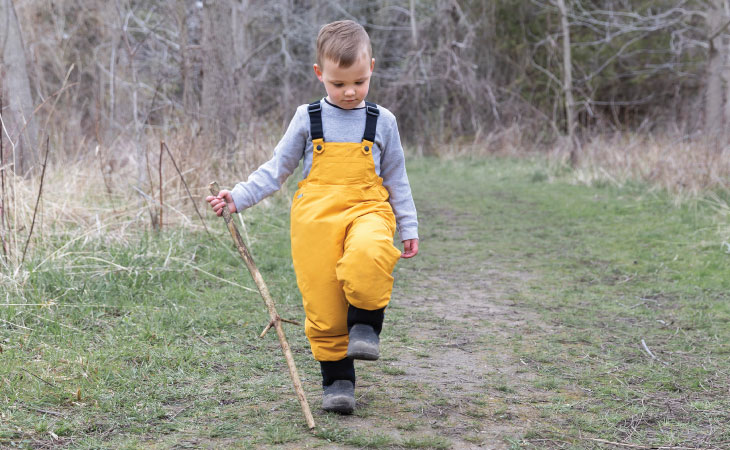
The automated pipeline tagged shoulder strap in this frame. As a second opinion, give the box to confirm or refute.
[363,101,379,143]
[308,101,324,141]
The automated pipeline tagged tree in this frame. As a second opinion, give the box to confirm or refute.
[0,0,39,175]
[705,0,730,146]
[201,0,236,148]
[556,0,578,165]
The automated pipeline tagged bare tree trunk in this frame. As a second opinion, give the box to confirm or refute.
[115,1,146,188]
[409,0,418,48]
[706,1,727,146]
[556,0,577,166]
[178,2,194,117]
[720,0,730,147]
[202,0,236,148]
[0,0,39,175]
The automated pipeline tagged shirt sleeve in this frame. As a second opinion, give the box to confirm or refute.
[379,115,419,241]
[230,108,307,212]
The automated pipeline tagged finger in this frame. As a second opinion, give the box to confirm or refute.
[401,240,418,258]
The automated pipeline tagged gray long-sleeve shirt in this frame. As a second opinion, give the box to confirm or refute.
[230,98,419,241]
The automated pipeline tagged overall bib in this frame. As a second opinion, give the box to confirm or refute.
[291,102,402,362]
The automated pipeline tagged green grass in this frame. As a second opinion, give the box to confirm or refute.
[406,157,730,447]
[2,156,730,448]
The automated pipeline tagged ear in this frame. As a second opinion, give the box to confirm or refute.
[313,63,324,82]
[370,58,375,72]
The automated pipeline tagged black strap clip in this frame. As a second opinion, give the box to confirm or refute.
[366,104,380,117]
[308,102,322,114]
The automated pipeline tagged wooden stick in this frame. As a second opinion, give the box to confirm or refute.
[164,142,212,237]
[209,182,315,430]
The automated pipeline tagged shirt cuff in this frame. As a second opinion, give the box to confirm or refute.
[398,226,419,242]
[230,184,253,213]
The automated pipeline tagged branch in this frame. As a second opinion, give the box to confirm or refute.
[21,136,50,265]
[709,18,730,42]
[162,142,212,237]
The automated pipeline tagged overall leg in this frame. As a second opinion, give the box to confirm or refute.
[291,201,350,363]
[292,194,359,413]
[336,210,401,359]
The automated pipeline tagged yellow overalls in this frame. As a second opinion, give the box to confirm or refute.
[290,102,402,362]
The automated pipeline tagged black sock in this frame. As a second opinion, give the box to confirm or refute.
[320,357,356,387]
[347,305,385,335]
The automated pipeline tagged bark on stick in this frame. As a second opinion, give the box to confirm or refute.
[208,182,315,430]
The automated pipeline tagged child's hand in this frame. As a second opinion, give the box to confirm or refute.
[401,239,419,259]
[206,189,237,216]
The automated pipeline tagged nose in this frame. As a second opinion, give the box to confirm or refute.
[345,87,356,97]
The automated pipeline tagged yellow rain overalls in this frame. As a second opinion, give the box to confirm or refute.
[290,101,402,362]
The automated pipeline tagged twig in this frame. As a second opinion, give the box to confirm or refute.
[641,339,656,359]
[20,367,57,388]
[0,318,33,330]
[192,327,211,346]
[260,321,274,338]
[260,317,303,338]
[20,403,63,417]
[170,403,192,420]
[21,136,50,265]
[162,142,211,237]
[642,338,656,358]
[10,70,77,150]
[640,339,667,365]
[158,141,163,230]
[584,437,717,449]
[209,181,315,430]
[0,91,7,259]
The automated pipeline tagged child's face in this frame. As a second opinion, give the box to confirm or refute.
[313,52,374,109]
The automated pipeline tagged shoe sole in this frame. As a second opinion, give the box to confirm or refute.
[322,395,355,414]
[347,341,380,360]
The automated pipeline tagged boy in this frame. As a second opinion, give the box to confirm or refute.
[207,20,418,414]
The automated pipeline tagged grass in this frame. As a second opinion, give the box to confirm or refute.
[2,155,730,448]
[409,157,730,447]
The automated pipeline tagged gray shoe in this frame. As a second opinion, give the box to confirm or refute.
[347,324,380,360]
[322,380,355,414]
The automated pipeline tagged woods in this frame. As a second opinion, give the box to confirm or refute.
[0,0,727,165]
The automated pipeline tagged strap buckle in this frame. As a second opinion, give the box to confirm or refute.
[366,105,380,117]
[308,102,322,113]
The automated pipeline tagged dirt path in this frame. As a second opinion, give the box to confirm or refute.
[390,271,539,449]
[329,201,554,449]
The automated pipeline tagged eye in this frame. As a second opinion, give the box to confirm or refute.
[355,81,364,85]
[332,82,343,88]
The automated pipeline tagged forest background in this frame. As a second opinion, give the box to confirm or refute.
[5,0,730,190]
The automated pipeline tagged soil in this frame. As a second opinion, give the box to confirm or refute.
[333,248,552,448]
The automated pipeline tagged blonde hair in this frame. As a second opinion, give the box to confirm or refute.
[316,20,372,69]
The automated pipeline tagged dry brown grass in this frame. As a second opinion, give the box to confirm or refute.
[0,126,278,284]
[564,133,730,199]
[548,132,730,249]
